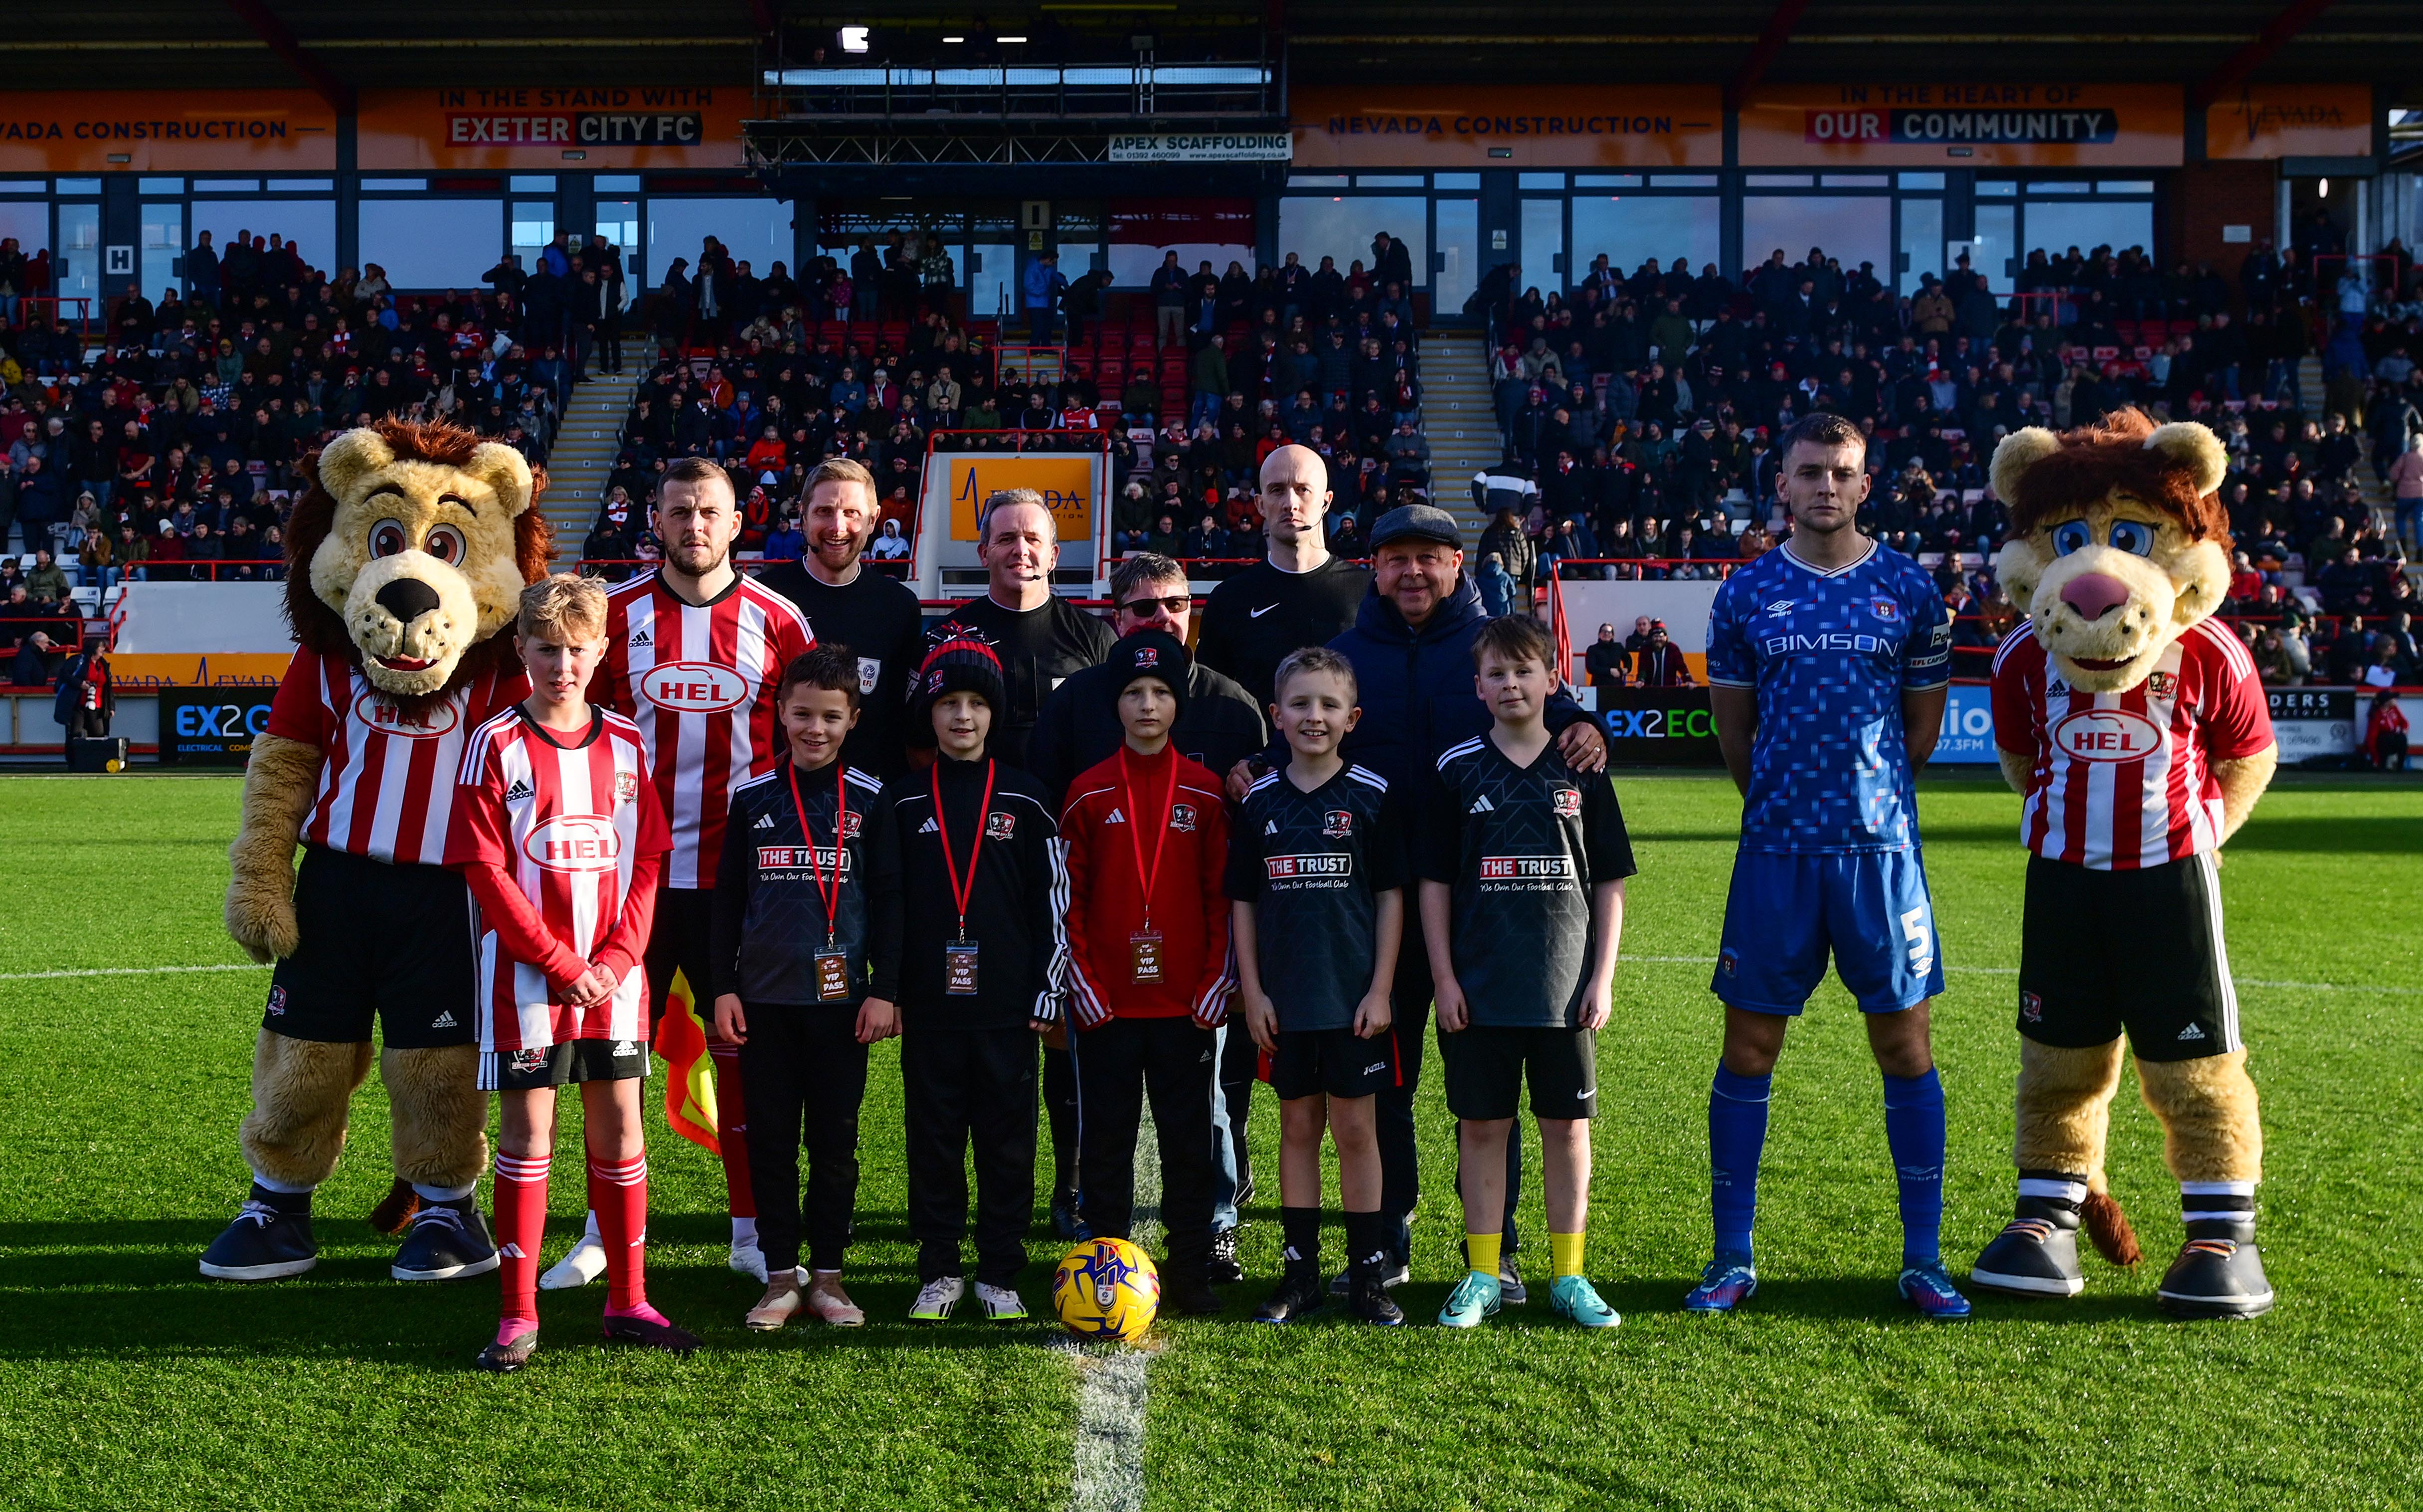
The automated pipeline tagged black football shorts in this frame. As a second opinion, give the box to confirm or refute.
[1267,1027,1399,1101]
[2017,852,2241,1062]
[264,845,476,1049]
[1437,1023,1598,1121]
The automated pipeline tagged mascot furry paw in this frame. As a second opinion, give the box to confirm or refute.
[1968,409,2280,1319]
[201,421,547,1282]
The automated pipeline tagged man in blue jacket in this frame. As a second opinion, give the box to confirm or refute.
[1022,252,1062,345]
[1233,502,1607,1297]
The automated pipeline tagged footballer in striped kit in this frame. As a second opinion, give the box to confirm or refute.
[1972,410,2281,1319]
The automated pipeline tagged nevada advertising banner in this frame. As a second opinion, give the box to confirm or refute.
[1738,83,2184,167]
[1291,85,1723,169]
[0,91,338,173]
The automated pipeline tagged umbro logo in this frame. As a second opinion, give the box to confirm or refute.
[1763,599,1797,617]
[430,1010,458,1029]
[754,812,776,829]
[917,816,940,833]
[1467,795,1494,813]
[1105,807,1126,825]
[2178,1023,2206,1041]
[1250,604,1278,618]
[504,778,534,802]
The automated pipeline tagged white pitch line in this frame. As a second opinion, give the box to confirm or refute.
[1059,1124,1161,1512]
[1623,955,2422,998]
[0,962,266,982]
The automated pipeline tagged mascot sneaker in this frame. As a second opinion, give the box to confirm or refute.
[392,1196,500,1282]
[974,1282,1029,1322]
[199,1185,319,1281]
[1898,1262,1975,1321]
[539,1234,607,1290]
[2156,1221,2274,1320]
[744,1276,803,1331]
[1255,1268,1326,1324]
[1970,1196,2087,1299]
[1349,1271,1407,1327]
[908,1277,966,1321]
[1684,1255,1758,1313]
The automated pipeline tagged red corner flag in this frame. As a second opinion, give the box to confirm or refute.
[657,967,721,1153]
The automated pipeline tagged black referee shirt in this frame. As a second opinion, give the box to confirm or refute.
[709,758,886,1005]
[1196,556,1372,710]
[1223,762,1405,1032]
[1418,733,1637,1028]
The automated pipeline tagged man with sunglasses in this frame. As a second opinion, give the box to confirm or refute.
[1028,552,1266,1271]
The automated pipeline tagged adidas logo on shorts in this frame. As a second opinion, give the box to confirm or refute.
[430,1010,458,1029]
[2178,1023,2206,1041]
[613,1039,640,1057]
[504,778,534,802]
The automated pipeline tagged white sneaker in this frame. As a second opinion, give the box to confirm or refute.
[973,1281,1028,1321]
[806,1271,866,1327]
[538,1235,606,1290]
[908,1276,965,1321]
[728,1242,768,1283]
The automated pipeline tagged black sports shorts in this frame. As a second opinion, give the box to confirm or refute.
[643,884,717,1036]
[482,1037,652,1092]
[1437,1023,1598,1121]
[264,844,476,1049]
[2017,851,2241,1062]
[1268,1027,1398,1101]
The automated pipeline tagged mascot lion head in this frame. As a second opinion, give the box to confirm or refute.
[1990,409,2230,694]
[283,420,552,703]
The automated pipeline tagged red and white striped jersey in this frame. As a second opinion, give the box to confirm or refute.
[265,647,528,866]
[448,707,671,1053]
[595,570,815,889]
[1991,619,2274,870]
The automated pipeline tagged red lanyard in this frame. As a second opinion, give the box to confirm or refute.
[785,757,849,951]
[930,758,996,941]
[1118,747,1179,929]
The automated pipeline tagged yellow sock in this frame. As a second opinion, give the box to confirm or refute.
[1465,1231,1501,1282]
[1552,1231,1586,1280]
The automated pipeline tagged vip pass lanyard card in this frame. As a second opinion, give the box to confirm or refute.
[1120,750,1176,984]
[933,759,996,996]
[788,758,855,1002]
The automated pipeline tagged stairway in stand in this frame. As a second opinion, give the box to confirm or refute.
[1418,332,1506,550]
[539,369,642,568]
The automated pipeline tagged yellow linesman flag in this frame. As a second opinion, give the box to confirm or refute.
[657,967,721,1153]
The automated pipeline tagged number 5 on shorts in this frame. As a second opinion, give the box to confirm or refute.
[1901,906,1934,981]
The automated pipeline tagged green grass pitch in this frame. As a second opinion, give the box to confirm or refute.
[1,770,2417,1511]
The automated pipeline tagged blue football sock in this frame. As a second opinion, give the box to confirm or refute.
[1709,1065,1773,1262]
[1882,1068,1947,1268]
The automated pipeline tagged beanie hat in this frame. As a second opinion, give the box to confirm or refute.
[1103,629,1189,725]
[913,636,1007,728]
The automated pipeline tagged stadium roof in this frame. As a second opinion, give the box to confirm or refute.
[14,1,2420,105]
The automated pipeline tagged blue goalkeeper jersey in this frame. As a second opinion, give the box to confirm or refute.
[1704,539,1952,854]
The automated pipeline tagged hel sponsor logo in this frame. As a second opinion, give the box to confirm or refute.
[1169,803,1198,834]
[523,814,623,872]
[352,688,460,739]
[1762,630,1887,657]
[985,810,1017,840]
[1266,853,1354,878]
[1551,787,1582,818]
[758,845,853,873]
[1322,809,1354,838]
[640,660,750,713]
[1478,854,1576,879]
[2049,707,2163,762]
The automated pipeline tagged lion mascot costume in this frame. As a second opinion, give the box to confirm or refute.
[200,420,549,1282]
[1968,409,2279,1319]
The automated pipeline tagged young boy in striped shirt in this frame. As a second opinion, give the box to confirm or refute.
[447,574,694,1372]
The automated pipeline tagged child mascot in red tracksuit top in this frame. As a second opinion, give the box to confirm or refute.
[1061,630,1236,1317]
